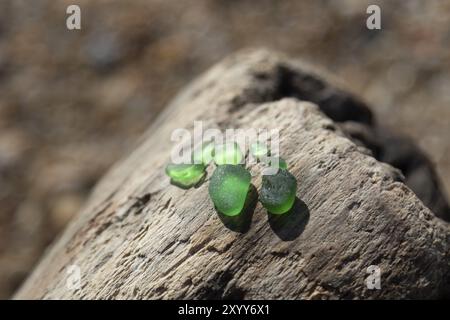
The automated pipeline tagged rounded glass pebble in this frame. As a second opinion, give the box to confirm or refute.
[208,165,251,216]
[165,163,206,188]
[260,169,297,214]
[269,157,287,170]
[213,142,243,165]
[250,142,269,159]
[192,141,215,165]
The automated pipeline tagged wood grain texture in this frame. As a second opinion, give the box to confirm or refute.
[15,49,450,299]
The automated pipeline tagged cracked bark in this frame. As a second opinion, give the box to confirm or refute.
[15,49,450,299]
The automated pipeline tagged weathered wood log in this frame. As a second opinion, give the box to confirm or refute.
[15,49,450,299]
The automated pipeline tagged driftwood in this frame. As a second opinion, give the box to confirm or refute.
[15,49,450,299]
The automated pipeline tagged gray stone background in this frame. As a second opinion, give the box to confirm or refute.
[0,0,448,298]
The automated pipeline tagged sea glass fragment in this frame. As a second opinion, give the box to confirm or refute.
[268,157,287,170]
[250,142,269,159]
[213,142,243,165]
[260,169,297,214]
[208,165,251,216]
[165,163,206,188]
[192,141,215,165]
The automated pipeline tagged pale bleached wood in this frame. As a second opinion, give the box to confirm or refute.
[15,49,450,299]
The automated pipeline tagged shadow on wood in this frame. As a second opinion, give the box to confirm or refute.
[268,198,310,241]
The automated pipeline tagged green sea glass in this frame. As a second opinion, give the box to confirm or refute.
[192,141,215,165]
[165,163,206,189]
[268,157,287,170]
[260,169,297,214]
[213,142,243,165]
[208,165,251,216]
[250,142,269,159]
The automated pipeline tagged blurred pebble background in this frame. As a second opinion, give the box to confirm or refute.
[0,0,449,298]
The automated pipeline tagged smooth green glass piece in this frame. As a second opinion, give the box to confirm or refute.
[260,169,297,214]
[250,142,269,159]
[209,165,251,216]
[268,157,287,170]
[213,142,243,165]
[192,141,214,165]
[165,163,206,188]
